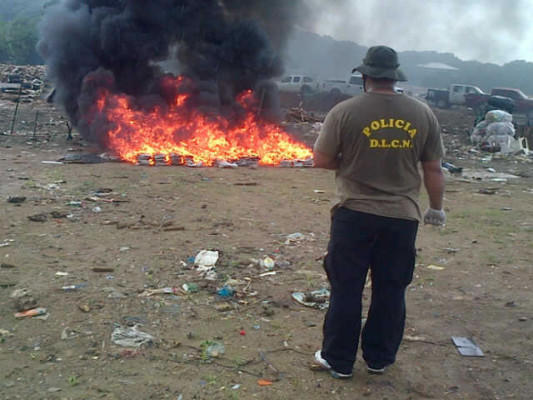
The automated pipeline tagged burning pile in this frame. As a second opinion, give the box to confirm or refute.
[37,0,313,167]
[95,77,312,166]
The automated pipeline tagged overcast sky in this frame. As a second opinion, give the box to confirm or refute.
[307,0,533,65]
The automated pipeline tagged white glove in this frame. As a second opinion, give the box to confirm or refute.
[424,208,446,226]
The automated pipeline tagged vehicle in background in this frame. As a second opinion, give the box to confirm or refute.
[465,87,533,117]
[426,84,485,109]
[322,73,365,97]
[276,75,319,96]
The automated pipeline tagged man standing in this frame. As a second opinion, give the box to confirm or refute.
[312,46,445,379]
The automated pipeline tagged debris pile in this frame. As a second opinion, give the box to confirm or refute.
[0,64,47,100]
[470,110,529,154]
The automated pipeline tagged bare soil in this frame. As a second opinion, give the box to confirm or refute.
[0,98,532,400]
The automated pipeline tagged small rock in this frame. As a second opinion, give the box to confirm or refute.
[7,196,26,204]
[10,288,38,311]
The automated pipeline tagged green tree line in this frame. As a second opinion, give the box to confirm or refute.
[0,16,42,65]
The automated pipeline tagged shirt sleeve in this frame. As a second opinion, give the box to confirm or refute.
[420,110,445,162]
[313,109,342,157]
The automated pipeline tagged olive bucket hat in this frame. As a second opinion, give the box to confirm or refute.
[352,46,408,82]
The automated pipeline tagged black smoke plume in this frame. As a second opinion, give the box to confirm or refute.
[38,0,307,146]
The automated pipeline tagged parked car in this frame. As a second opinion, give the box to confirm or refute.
[277,75,319,95]
[426,84,485,109]
[322,73,365,97]
[465,87,533,117]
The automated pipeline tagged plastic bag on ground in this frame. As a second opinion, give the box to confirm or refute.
[194,250,219,267]
[111,326,154,348]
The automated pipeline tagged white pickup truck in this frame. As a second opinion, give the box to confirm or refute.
[426,84,485,108]
[322,74,365,97]
[277,75,319,95]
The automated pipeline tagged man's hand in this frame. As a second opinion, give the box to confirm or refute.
[424,208,446,226]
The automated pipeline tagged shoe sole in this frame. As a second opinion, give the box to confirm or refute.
[312,351,353,379]
[367,366,386,375]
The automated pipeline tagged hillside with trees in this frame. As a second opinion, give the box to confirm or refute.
[285,31,533,95]
[0,0,51,65]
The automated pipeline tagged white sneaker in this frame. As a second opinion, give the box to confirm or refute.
[366,365,386,375]
[312,350,353,379]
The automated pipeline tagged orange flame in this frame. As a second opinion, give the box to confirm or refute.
[96,77,313,166]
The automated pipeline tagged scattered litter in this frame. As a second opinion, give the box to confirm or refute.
[443,248,460,254]
[461,169,519,182]
[78,303,91,313]
[182,283,199,293]
[427,265,445,271]
[111,326,154,348]
[10,288,38,311]
[314,189,325,194]
[28,213,48,222]
[59,153,107,164]
[7,196,26,204]
[195,250,219,280]
[257,379,273,386]
[0,329,13,338]
[260,256,275,270]
[138,287,178,297]
[284,232,316,244]
[92,206,102,213]
[61,284,87,291]
[42,161,64,165]
[61,327,78,340]
[195,250,219,267]
[107,289,127,299]
[55,271,69,276]
[404,335,428,342]
[204,342,225,358]
[14,307,48,319]
[259,271,277,277]
[442,162,463,174]
[292,288,330,310]
[239,330,246,336]
[234,182,258,186]
[452,336,484,357]
[479,188,499,195]
[215,303,233,312]
[91,267,115,273]
[285,232,305,242]
[217,286,234,298]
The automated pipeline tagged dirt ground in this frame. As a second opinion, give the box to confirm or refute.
[0,96,532,400]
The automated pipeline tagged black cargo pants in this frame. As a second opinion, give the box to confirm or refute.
[321,207,418,375]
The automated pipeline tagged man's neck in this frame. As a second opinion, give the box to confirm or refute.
[366,86,397,94]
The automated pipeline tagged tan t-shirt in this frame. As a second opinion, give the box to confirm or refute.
[314,92,444,222]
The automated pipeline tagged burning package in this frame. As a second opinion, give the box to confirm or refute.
[153,153,169,166]
[137,153,153,166]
